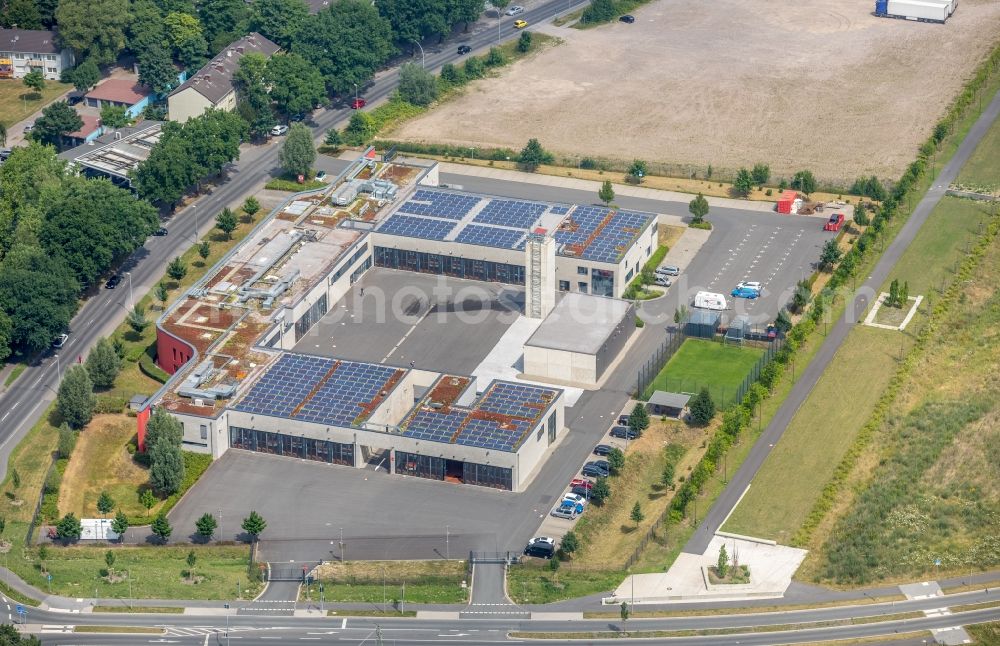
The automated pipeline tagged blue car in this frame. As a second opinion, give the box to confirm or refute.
[731,286,760,299]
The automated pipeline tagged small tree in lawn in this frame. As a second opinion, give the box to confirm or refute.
[242,196,260,220]
[97,491,115,519]
[688,192,709,223]
[900,281,909,307]
[56,512,83,541]
[195,512,217,541]
[607,448,625,475]
[590,477,611,505]
[216,207,238,240]
[126,304,148,335]
[628,403,649,435]
[630,501,644,528]
[819,239,842,271]
[86,337,122,388]
[620,601,630,635]
[57,365,96,430]
[57,423,77,459]
[22,69,45,95]
[155,282,169,309]
[560,530,579,559]
[186,550,197,582]
[241,511,267,542]
[733,167,753,197]
[517,30,532,53]
[279,122,316,178]
[167,256,187,282]
[750,163,770,188]
[105,550,116,578]
[626,159,648,184]
[674,305,689,325]
[598,180,615,206]
[140,489,157,516]
[661,461,675,489]
[11,468,19,491]
[518,138,549,172]
[0,516,6,544]
[887,278,900,308]
[717,543,729,578]
[791,170,817,195]
[198,241,211,263]
[111,510,129,543]
[38,544,49,573]
[323,128,342,149]
[689,387,715,426]
[790,279,811,314]
[151,513,172,543]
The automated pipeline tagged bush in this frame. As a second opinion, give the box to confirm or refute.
[463,57,485,79]
[581,0,617,23]
[517,31,532,53]
[439,63,464,86]
[397,63,439,107]
[485,47,506,67]
[580,157,598,170]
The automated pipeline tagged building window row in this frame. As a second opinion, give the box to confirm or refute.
[229,426,354,466]
[374,247,526,286]
[294,293,328,342]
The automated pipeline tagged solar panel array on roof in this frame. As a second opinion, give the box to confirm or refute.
[405,409,464,443]
[455,224,525,250]
[378,213,457,241]
[473,199,546,229]
[456,418,529,451]
[553,207,652,263]
[397,189,480,220]
[478,382,555,419]
[549,205,570,215]
[401,380,559,452]
[234,354,399,426]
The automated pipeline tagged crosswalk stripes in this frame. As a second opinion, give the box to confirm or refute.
[40,625,73,634]
[460,602,530,618]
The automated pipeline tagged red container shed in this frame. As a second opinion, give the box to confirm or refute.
[777,190,798,214]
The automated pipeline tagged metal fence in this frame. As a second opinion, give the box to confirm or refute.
[26,455,58,545]
[636,330,685,400]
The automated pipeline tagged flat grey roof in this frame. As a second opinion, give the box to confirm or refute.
[525,292,632,355]
[648,391,691,408]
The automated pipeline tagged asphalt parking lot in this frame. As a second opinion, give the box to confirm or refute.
[293,269,522,375]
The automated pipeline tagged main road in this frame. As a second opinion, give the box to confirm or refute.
[0,0,588,474]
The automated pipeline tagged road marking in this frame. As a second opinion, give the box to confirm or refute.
[341,618,347,629]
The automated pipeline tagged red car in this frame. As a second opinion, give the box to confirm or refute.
[570,478,594,491]
[824,213,845,231]
[350,97,367,109]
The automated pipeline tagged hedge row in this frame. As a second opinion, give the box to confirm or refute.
[667,39,1000,525]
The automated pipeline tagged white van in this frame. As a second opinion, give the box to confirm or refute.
[694,291,727,310]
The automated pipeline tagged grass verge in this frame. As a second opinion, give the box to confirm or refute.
[327,609,417,617]
[0,80,73,128]
[307,560,467,604]
[3,365,25,387]
[967,622,1000,645]
[507,562,624,605]
[74,626,164,634]
[93,605,184,613]
[264,177,327,191]
[582,594,906,618]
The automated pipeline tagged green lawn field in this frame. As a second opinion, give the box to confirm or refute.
[644,338,763,405]
[0,79,72,129]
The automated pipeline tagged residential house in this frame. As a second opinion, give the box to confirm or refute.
[84,79,153,119]
[0,28,74,80]
[167,32,279,123]
[64,114,103,146]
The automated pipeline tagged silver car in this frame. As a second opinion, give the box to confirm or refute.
[505,5,525,15]
[657,265,680,276]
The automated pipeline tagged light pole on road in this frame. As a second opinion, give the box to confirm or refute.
[124,272,134,311]
[412,41,425,68]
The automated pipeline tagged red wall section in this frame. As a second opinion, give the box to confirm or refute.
[136,406,150,452]
[156,326,195,375]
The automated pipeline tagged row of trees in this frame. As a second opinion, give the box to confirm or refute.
[0,145,159,359]
[234,51,326,137]
[132,108,247,207]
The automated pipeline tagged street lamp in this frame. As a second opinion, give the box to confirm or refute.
[124,272,134,311]
[191,204,199,243]
[381,567,386,614]
[445,525,450,560]
[412,40,425,68]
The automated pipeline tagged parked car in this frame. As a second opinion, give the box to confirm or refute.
[270,124,288,136]
[559,499,585,515]
[457,45,472,55]
[736,281,762,291]
[563,493,587,507]
[153,227,169,236]
[824,213,845,231]
[619,14,635,22]
[657,265,680,276]
[617,414,630,426]
[524,536,555,558]
[105,274,122,289]
[551,502,579,520]
[582,461,610,478]
[53,333,68,348]
[505,5,525,15]
[315,170,327,181]
[571,484,592,497]
[23,122,33,133]
[570,478,594,490]
[654,276,671,288]
[731,286,759,299]
[593,444,613,456]
[610,426,638,440]
[513,19,528,28]
[767,324,777,340]
[350,97,367,109]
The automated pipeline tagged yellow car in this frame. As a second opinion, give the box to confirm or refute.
[514,19,528,28]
